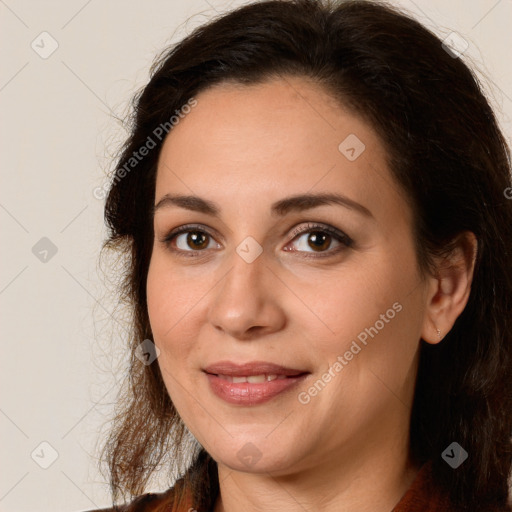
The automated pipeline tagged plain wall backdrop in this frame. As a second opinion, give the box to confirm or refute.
[1,0,511,510]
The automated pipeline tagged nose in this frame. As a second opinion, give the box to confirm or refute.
[206,250,287,340]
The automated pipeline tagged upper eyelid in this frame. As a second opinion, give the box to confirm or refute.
[165,222,342,238]
[162,222,352,248]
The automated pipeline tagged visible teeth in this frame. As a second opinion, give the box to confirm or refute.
[217,373,288,383]
[247,375,266,383]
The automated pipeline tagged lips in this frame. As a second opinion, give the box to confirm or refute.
[216,374,288,383]
[203,360,310,406]
[203,360,308,377]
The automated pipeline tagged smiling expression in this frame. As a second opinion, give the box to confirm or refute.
[146,76,429,475]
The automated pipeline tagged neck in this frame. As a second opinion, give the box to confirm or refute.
[213,443,420,512]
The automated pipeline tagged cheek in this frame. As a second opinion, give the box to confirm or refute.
[146,258,189,407]
[146,257,170,336]
[147,256,186,366]
[303,268,404,350]
[147,254,193,334]
[146,254,207,372]
[308,255,421,379]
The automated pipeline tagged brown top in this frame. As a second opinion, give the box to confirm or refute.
[83,461,490,511]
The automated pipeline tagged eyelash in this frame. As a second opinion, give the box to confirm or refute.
[160,222,354,259]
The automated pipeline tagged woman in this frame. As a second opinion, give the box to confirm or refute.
[87,0,512,510]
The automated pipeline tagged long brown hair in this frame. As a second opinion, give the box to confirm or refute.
[99,1,512,510]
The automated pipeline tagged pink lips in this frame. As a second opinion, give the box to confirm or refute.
[203,360,309,406]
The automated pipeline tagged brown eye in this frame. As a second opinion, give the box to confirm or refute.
[305,231,332,252]
[162,225,220,256]
[162,223,353,258]
[286,223,353,257]
[183,231,210,250]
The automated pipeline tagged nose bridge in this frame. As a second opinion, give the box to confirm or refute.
[207,242,284,338]
[218,241,267,312]
[223,233,268,293]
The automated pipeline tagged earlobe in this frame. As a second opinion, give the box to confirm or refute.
[420,231,478,345]
[422,322,443,345]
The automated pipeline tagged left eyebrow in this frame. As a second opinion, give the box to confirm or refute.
[153,192,374,219]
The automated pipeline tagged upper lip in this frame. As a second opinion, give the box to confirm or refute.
[203,360,309,377]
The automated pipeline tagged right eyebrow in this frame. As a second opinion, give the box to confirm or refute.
[153,192,374,219]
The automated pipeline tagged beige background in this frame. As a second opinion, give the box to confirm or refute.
[1,0,511,510]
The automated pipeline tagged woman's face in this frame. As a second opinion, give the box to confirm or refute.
[147,77,431,475]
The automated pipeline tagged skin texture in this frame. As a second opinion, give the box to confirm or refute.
[146,76,477,512]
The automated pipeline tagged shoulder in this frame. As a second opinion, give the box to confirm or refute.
[79,483,192,512]
[392,461,461,512]
[393,461,510,512]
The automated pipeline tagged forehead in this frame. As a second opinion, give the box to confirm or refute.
[154,77,407,225]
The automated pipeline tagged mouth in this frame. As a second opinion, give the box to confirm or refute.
[202,360,310,405]
[209,373,298,383]
[203,360,308,377]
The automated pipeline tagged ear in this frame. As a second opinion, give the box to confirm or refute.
[421,231,478,344]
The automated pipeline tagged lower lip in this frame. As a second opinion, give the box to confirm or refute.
[205,372,308,405]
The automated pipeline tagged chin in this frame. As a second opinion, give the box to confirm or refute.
[207,435,301,475]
